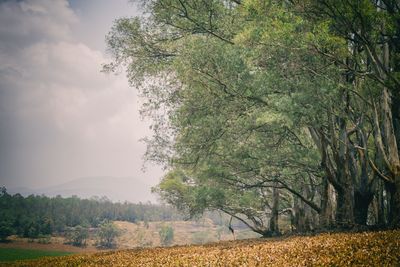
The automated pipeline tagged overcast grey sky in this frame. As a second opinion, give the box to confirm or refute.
[0,0,163,201]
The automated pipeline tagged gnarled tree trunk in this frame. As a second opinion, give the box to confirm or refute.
[319,177,335,228]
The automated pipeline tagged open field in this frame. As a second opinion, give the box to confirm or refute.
[0,220,257,254]
[114,220,259,248]
[4,230,400,266]
[0,248,72,263]
[0,237,102,254]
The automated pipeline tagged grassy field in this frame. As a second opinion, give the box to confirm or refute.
[0,248,72,263]
[4,230,400,266]
[0,219,256,259]
[114,220,260,248]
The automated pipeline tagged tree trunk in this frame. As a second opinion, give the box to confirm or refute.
[354,191,373,225]
[319,178,335,228]
[335,112,355,227]
[392,97,400,155]
[293,196,307,232]
[389,89,400,229]
[351,132,373,226]
[372,87,400,228]
[388,176,400,228]
[335,184,354,227]
[375,179,386,225]
[269,183,280,235]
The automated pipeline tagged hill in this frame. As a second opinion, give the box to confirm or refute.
[7,176,156,203]
[6,230,400,266]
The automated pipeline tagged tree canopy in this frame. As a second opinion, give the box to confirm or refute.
[106,0,400,234]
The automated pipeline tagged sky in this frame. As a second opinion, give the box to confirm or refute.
[0,0,164,202]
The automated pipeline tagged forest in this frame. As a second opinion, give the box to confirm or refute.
[0,187,182,241]
[104,0,400,237]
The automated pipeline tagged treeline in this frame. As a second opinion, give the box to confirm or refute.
[105,0,400,236]
[0,187,182,240]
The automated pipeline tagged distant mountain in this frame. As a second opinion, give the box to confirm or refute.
[8,176,158,203]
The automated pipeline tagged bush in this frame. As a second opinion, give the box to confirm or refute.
[158,225,174,246]
[135,228,153,247]
[38,235,52,244]
[97,221,120,248]
[66,226,89,247]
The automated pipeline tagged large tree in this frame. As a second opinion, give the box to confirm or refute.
[106,0,400,231]
[302,0,400,227]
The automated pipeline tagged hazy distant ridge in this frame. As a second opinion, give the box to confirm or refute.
[8,176,156,203]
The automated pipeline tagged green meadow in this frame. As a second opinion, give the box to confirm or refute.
[0,248,72,263]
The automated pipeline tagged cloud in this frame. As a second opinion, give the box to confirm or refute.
[0,0,77,50]
[0,0,161,198]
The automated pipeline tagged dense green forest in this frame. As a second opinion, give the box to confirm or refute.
[0,187,182,240]
[105,0,400,236]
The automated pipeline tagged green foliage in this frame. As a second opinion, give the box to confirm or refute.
[106,0,400,230]
[97,221,120,248]
[25,223,40,239]
[107,0,326,235]
[0,221,14,242]
[66,225,89,247]
[0,190,183,239]
[37,235,51,244]
[158,224,174,246]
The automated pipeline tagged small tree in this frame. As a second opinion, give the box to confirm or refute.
[66,225,89,247]
[158,225,174,246]
[97,221,120,248]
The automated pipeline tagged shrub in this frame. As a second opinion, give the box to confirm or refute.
[97,221,120,248]
[38,235,52,244]
[66,225,89,247]
[158,225,174,246]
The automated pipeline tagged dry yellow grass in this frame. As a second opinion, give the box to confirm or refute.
[5,230,400,266]
[0,220,257,255]
[114,220,259,248]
